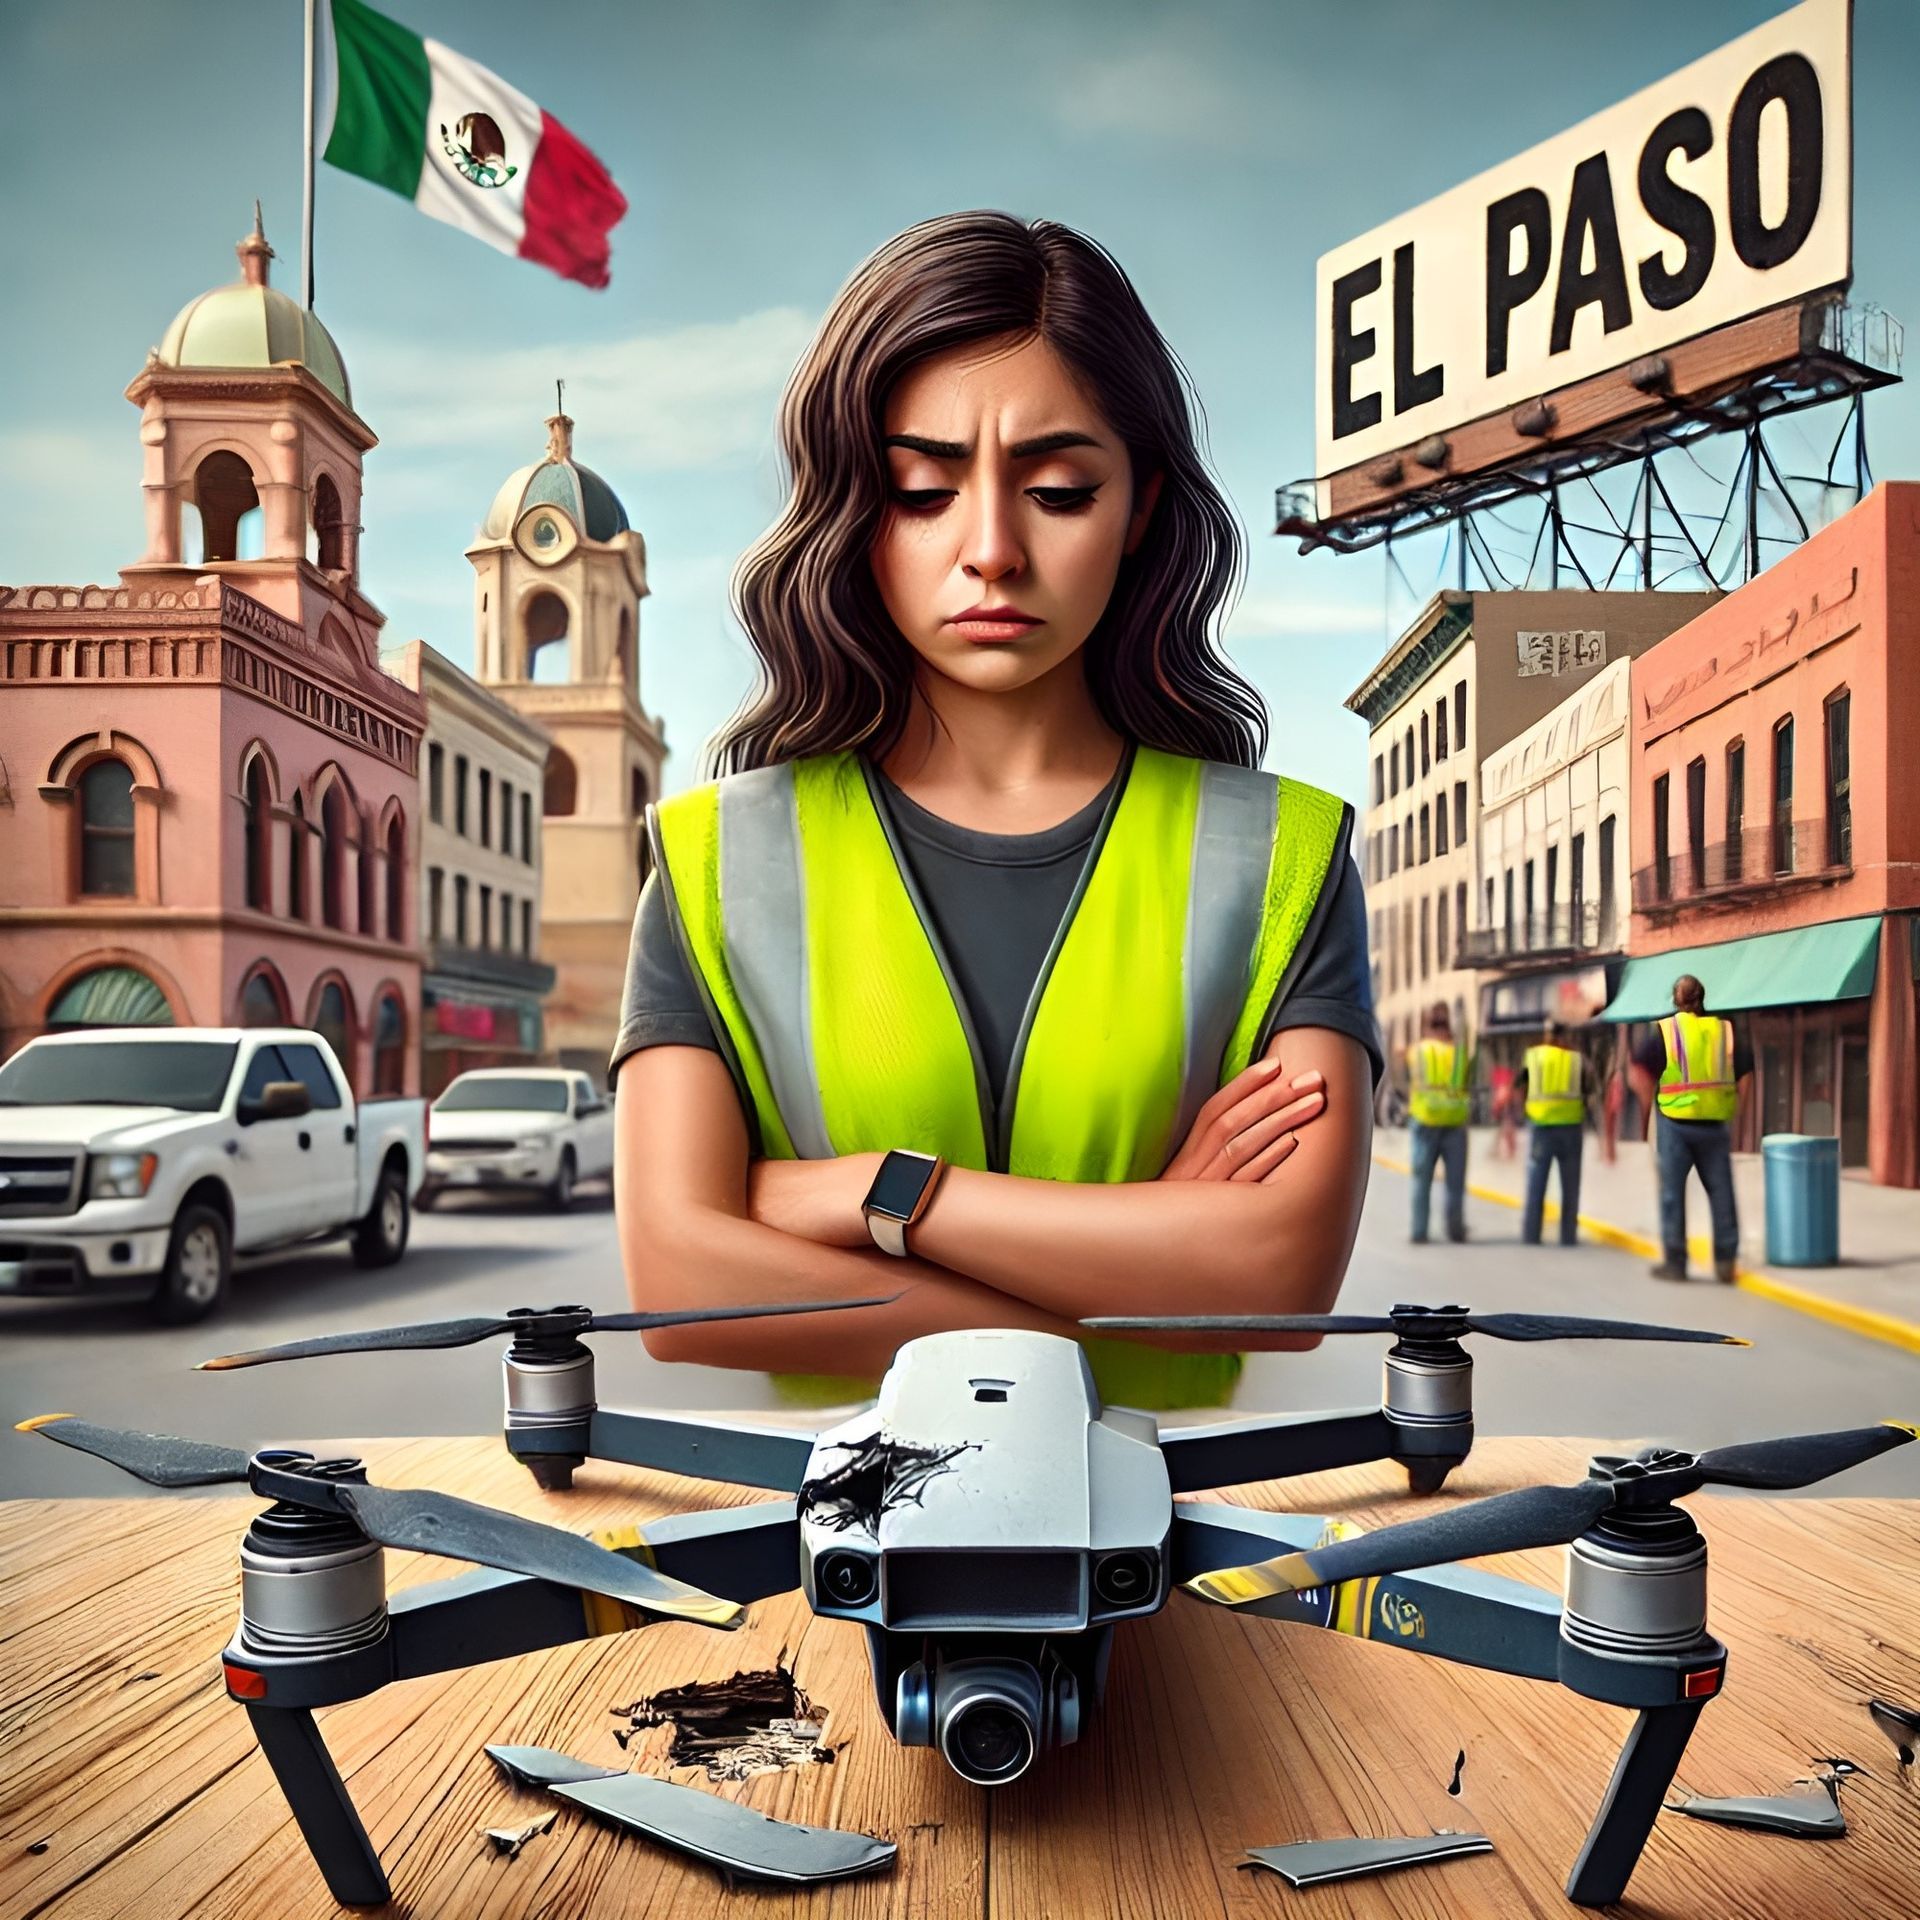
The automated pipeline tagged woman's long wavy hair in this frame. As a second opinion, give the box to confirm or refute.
[710,211,1266,775]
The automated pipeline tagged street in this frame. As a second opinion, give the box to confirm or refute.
[4,1157,1917,1500]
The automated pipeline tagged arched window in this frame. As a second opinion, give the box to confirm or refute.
[319,782,351,930]
[242,756,272,909]
[615,606,634,688]
[525,590,571,683]
[544,746,577,817]
[239,966,288,1026]
[79,761,136,896]
[193,451,261,564]
[312,473,346,571]
[49,965,172,1028]
[372,991,406,1095]
[357,803,378,934]
[309,979,354,1087]
[385,811,406,940]
[287,792,308,919]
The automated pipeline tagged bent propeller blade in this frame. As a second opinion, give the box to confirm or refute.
[335,1482,744,1628]
[14,1415,251,1488]
[1186,1480,1614,1607]
[1694,1421,1919,1489]
[197,1315,519,1370]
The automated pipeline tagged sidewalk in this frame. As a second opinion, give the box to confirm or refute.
[1374,1125,1920,1357]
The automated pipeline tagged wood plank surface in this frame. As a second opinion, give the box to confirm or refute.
[2,1434,1916,1919]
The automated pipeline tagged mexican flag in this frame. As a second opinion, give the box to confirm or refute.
[322,0,627,288]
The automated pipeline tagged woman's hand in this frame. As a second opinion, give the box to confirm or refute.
[1159,1053,1327,1184]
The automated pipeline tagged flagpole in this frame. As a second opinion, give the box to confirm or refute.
[301,0,317,309]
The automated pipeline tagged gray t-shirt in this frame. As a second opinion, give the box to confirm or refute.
[610,764,1382,1106]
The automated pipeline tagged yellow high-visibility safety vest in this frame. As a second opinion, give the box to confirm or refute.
[1523,1044,1584,1126]
[1407,1039,1470,1128]
[1657,1012,1736,1122]
[652,744,1349,1411]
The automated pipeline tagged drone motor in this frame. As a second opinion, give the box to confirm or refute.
[236,1455,389,1661]
[1561,1454,1712,1659]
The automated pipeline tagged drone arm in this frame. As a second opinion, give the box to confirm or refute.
[588,1409,818,1492]
[1565,1701,1707,1907]
[1159,1408,1395,1493]
[1171,1501,1563,1683]
[244,1705,389,1908]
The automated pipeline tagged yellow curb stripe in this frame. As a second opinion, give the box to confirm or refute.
[1373,1151,1920,1359]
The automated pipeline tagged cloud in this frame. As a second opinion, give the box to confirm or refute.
[350,307,818,476]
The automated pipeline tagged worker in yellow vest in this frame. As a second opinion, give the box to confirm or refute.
[1628,975,1753,1283]
[1405,1002,1470,1245]
[1520,1020,1589,1247]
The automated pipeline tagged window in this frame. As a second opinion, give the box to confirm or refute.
[288,792,307,919]
[79,761,136,896]
[46,965,172,1029]
[1546,844,1559,940]
[454,874,469,945]
[1372,755,1384,805]
[454,754,469,837]
[1454,681,1467,751]
[521,899,533,953]
[1503,868,1514,950]
[429,866,444,940]
[240,1044,292,1105]
[385,812,405,940]
[1401,900,1413,986]
[319,782,351,930]
[1455,882,1467,958]
[1686,756,1707,891]
[501,781,513,858]
[1485,876,1495,934]
[428,743,444,824]
[243,757,271,910]
[372,994,406,1097]
[1453,781,1466,846]
[239,969,286,1027]
[1436,799,1448,857]
[1523,858,1536,946]
[1826,691,1851,868]
[1420,713,1431,777]
[1436,696,1449,761]
[281,1039,345,1110]
[1389,828,1399,876]
[1653,773,1672,899]
[1389,740,1400,798]
[544,748,578,818]
[1726,740,1746,880]
[1599,815,1617,942]
[1436,889,1450,972]
[1419,805,1430,864]
[479,768,492,847]
[1404,726,1414,788]
[1772,718,1795,873]
[501,892,513,950]
[1419,894,1430,979]
[520,791,534,862]
[1570,833,1586,943]
[479,883,493,949]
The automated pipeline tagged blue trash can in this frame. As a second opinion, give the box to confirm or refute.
[1762,1134,1841,1266]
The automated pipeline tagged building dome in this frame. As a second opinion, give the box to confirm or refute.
[156,206,351,408]
[483,413,630,543]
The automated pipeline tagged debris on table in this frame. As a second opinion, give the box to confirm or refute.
[797,1434,975,1531]
[1240,1833,1494,1888]
[609,1664,835,1779]
[1446,1749,1467,1796]
[1869,1698,1919,1770]
[482,1809,557,1859]
[484,1743,897,1884]
[1665,1791,1847,1838]
[1793,1759,1864,1805]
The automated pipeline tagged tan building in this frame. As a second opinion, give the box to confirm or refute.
[1347,589,1718,1101]
[468,413,664,1081]
[381,641,556,1096]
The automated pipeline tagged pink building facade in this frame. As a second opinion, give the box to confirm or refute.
[0,216,425,1095]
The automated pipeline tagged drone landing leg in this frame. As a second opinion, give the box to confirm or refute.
[245,1703,389,1908]
[1564,1699,1705,1908]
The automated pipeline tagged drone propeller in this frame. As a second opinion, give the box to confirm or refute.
[197,1292,903,1371]
[14,1415,744,1628]
[1085,1302,1746,1345]
[1187,1421,1918,1608]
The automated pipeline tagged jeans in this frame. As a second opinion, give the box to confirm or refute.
[1523,1124,1583,1245]
[1655,1115,1739,1264]
[1409,1120,1466,1242]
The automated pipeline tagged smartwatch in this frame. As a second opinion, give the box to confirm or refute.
[861,1150,946,1256]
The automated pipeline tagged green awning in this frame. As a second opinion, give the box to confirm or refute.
[1602,916,1881,1022]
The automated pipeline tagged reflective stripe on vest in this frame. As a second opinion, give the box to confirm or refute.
[1524,1045,1584,1126]
[1657,1012,1736,1122]
[651,746,1348,1409]
[1408,1040,1469,1127]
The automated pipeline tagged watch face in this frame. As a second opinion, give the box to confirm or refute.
[867,1151,934,1221]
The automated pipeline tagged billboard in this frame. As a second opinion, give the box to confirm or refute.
[1312,0,1851,493]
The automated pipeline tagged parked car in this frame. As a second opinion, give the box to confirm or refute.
[421,1068,614,1211]
[0,1028,427,1323]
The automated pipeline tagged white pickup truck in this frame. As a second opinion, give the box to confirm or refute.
[421,1067,614,1211]
[0,1027,427,1323]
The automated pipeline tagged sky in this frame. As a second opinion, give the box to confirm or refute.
[4,0,1918,808]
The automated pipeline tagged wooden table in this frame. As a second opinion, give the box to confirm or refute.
[4,1434,1917,1919]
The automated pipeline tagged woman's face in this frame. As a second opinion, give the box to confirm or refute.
[870,333,1161,697]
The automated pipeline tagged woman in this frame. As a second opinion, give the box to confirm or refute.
[612,212,1380,1408]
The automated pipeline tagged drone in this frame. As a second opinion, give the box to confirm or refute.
[22,1299,1915,1910]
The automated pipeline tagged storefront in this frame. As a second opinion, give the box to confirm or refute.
[421,955,553,1098]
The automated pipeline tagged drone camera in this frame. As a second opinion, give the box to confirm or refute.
[934,1658,1046,1786]
[816,1548,879,1609]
